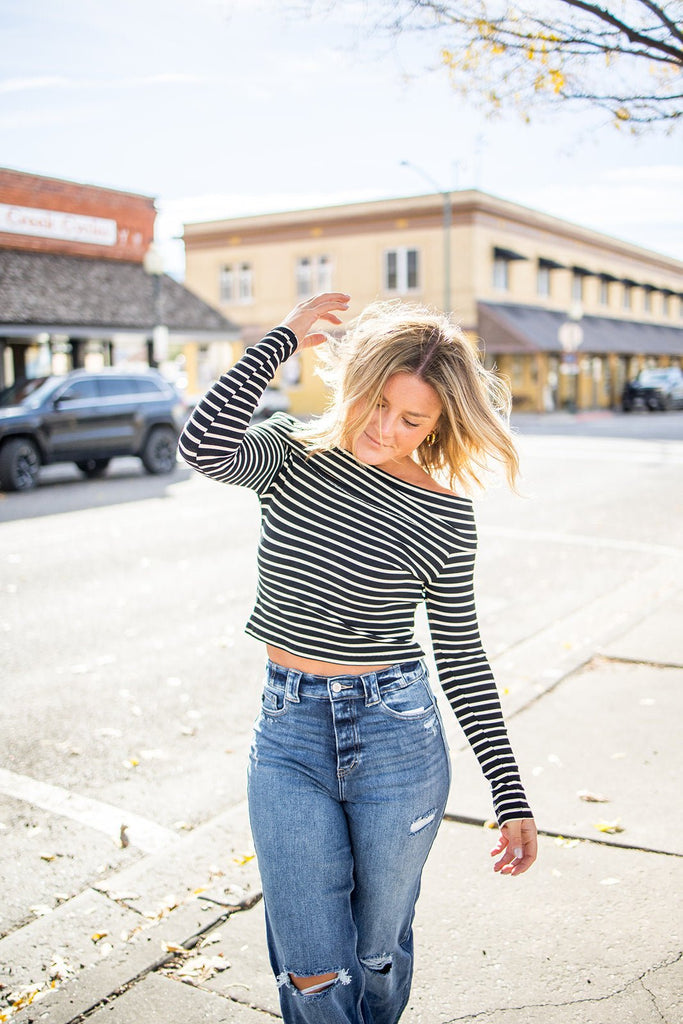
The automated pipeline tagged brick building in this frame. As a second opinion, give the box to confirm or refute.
[0,168,236,391]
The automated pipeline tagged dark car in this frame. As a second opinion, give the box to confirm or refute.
[622,367,683,412]
[0,368,187,491]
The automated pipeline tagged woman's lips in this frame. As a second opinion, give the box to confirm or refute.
[364,432,383,448]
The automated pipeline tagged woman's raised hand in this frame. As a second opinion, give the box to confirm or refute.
[281,293,351,350]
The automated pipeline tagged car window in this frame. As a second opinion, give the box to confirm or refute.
[98,377,139,398]
[58,380,100,401]
[638,369,675,384]
[134,377,165,395]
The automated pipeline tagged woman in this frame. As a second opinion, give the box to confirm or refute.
[178,292,537,1024]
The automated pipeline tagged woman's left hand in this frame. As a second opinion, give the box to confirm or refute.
[491,817,538,876]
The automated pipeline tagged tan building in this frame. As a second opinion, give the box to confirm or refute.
[183,191,683,413]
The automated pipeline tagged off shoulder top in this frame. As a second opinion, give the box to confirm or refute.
[178,326,532,826]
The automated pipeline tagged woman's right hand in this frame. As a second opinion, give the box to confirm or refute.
[281,293,350,350]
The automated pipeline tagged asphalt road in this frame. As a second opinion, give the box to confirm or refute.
[1,416,683,943]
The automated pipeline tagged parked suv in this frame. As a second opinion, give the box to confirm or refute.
[621,367,683,412]
[0,368,187,491]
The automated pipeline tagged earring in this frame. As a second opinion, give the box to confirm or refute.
[426,431,437,446]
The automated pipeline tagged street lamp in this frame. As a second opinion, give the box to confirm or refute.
[400,160,452,313]
[143,242,169,367]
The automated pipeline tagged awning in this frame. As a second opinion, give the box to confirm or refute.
[477,302,683,357]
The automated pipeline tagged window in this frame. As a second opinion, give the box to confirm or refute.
[296,255,333,298]
[383,248,420,293]
[57,379,99,401]
[98,377,138,398]
[219,265,234,303]
[643,289,652,313]
[623,283,632,310]
[537,263,551,297]
[492,256,509,291]
[238,263,253,302]
[219,263,252,303]
[571,271,584,303]
[599,278,610,306]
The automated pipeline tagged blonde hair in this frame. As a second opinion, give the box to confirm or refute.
[293,300,519,493]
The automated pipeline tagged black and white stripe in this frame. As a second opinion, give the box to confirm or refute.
[179,327,532,825]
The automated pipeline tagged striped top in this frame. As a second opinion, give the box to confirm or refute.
[178,326,532,825]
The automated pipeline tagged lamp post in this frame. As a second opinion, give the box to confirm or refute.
[143,242,169,368]
[400,160,452,313]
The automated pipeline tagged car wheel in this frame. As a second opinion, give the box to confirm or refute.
[141,426,177,474]
[0,437,41,491]
[76,458,111,478]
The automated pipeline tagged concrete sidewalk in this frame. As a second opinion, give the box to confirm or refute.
[3,598,682,1024]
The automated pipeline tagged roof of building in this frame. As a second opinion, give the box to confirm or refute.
[0,249,237,339]
[478,302,683,357]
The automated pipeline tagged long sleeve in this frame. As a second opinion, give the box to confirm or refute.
[178,326,298,494]
[424,541,533,827]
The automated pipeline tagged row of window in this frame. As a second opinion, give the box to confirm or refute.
[494,252,681,314]
[219,249,681,316]
[219,248,421,304]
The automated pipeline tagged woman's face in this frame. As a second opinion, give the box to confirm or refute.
[352,372,442,467]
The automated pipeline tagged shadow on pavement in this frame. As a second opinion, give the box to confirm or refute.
[0,457,192,522]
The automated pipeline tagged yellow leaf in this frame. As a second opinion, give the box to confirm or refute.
[594,819,624,834]
[232,853,255,865]
[91,932,108,943]
[193,886,207,895]
[549,69,565,94]
[615,107,630,121]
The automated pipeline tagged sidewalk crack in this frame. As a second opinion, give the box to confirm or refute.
[442,950,682,1023]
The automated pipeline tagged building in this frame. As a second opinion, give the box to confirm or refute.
[183,190,683,413]
[0,168,237,392]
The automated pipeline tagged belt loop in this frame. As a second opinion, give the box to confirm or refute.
[285,668,301,703]
[361,672,381,706]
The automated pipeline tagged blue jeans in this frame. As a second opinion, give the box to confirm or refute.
[247,658,451,1024]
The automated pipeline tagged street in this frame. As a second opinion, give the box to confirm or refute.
[1,413,682,1022]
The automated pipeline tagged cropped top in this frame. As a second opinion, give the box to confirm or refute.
[178,326,532,825]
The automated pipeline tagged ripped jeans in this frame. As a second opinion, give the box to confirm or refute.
[247,658,451,1024]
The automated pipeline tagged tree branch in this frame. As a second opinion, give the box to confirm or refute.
[553,0,683,63]
[634,0,683,46]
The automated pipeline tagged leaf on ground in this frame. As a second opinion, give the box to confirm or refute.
[40,852,57,862]
[29,904,53,917]
[91,932,108,943]
[554,836,581,849]
[232,853,255,866]
[163,953,231,983]
[594,819,624,834]
[577,789,609,803]
[119,825,130,848]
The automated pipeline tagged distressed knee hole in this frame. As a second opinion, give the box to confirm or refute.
[360,953,393,974]
[284,968,351,995]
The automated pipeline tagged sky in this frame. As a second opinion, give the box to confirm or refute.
[1,0,682,279]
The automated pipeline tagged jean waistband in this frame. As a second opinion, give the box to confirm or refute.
[264,657,428,705]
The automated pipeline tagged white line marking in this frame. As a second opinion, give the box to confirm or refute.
[0,768,180,854]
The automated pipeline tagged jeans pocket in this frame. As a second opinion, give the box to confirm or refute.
[378,675,435,721]
[261,684,288,718]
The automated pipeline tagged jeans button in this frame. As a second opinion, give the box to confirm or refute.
[331,682,342,693]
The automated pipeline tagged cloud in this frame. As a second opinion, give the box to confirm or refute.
[515,165,683,260]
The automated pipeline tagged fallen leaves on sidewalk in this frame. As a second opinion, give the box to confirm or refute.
[577,789,609,803]
[160,944,231,985]
[594,819,625,834]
